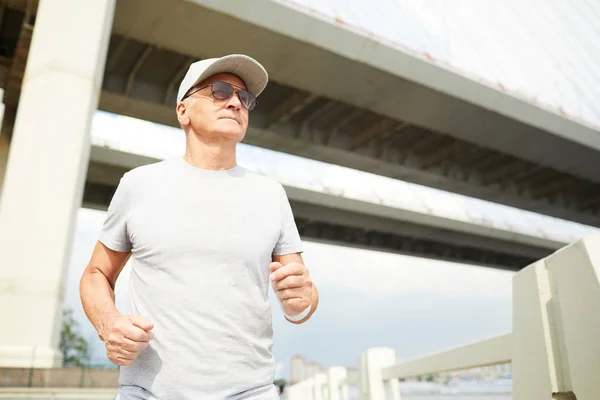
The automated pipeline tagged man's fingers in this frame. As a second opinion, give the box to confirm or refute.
[104,315,154,367]
[270,263,304,282]
[114,346,138,358]
[106,341,137,361]
[117,337,138,353]
[114,356,134,366]
[282,298,312,313]
[277,287,310,300]
[273,275,304,291]
[119,337,148,353]
[129,315,154,332]
[124,324,153,343]
[269,262,283,273]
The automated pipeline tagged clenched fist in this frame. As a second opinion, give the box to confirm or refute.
[101,314,154,366]
[270,262,313,319]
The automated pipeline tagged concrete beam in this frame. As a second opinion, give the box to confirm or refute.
[349,119,399,151]
[97,90,600,227]
[84,145,565,269]
[187,0,600,183]
[125,44,154,95]
[109,0,600,186]
[266,91,317,129]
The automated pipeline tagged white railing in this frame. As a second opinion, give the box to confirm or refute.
[285,367,352,400]
[382,333,511,382]
[286,233,600,399]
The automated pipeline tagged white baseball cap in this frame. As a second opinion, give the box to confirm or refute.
[176,54,269,104]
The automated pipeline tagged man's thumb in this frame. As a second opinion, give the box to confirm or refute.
[129,315,154,331]
[269,262,283,273]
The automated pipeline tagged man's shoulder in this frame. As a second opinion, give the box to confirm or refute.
[121,158,174,185]
[237,166,285,191]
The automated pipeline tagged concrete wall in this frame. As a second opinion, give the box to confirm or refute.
[0,88,7,194]
[0,367,118,388]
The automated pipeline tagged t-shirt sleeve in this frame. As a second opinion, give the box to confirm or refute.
[273,184,303,256]
[98,173,133,252]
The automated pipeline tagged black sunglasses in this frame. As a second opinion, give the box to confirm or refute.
[182,81,257,111]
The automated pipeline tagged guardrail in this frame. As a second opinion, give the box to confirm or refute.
[286,233,600,399]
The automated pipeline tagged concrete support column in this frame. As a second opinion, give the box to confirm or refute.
[0,0,116,367]
[0,88,7,194]
[0,89,4,132]
[359,347,401,400]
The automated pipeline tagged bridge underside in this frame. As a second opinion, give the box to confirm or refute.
[85,147,555,271]
[2,1,600,226]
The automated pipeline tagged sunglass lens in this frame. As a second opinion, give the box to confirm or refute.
[211,81,234,100]
[239,90,257,111]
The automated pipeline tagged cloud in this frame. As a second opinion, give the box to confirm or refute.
[274,362,286,379]
[301,240,514,300]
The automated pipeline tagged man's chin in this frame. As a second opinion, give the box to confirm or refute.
[208,121,246,142]
[215,130,245,143]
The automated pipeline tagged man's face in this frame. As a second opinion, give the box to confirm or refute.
[177,73,250,142]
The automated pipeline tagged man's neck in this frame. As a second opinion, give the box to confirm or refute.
[184,133,237,170]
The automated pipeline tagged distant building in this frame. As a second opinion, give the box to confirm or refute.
[290,356,306,384]
[290,355,325,383]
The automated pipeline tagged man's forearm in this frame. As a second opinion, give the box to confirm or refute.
[80,270,121,341]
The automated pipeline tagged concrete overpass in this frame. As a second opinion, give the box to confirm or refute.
[87,138,569,271]
[1,0,600,368]
[2,0,600,227]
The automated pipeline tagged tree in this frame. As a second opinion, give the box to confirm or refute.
[60,308,90,367]
[273,378,288,394]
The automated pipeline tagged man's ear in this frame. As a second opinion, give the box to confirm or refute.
[176,102,189,126]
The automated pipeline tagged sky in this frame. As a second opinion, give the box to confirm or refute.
[60,111,529,381]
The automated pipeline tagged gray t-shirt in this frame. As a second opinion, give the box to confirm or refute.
[99,156,303,400]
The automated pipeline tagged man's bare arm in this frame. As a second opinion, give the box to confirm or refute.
[80,241,153,366]
[80,241,130,339]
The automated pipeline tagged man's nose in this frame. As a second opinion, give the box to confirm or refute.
[226,92,242,110]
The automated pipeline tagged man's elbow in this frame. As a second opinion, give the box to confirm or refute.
[80,264,115,292]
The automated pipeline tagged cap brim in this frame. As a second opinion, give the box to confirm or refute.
[190,54,268,98]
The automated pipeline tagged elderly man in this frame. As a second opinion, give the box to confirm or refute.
[80,54,319,400]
